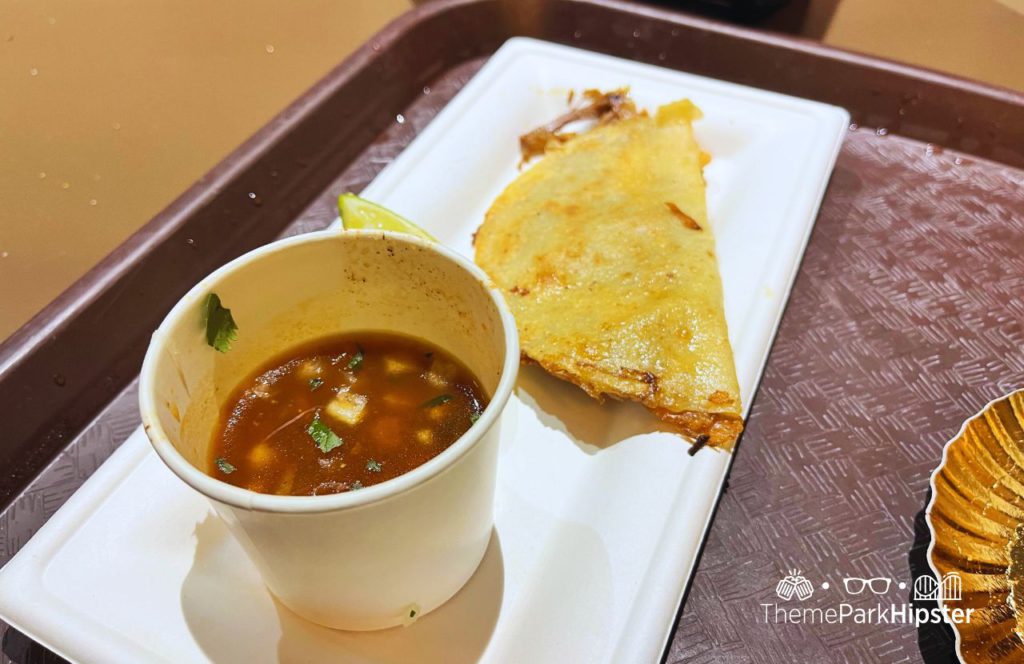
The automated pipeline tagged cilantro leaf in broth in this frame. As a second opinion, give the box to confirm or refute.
[204,293,238,353]
[215,457,236,474]
[366,459,382,473]
[349,480,363,491]
[421,394,453,409]
[469,412,481,425]
[308,377,324,391]
[307,413,343,453]
[347,347,364,371]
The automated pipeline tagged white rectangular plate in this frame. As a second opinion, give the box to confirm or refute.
[0,38,848,663]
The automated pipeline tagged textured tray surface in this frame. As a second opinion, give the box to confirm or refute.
[2,1,1024,662]
[670,133,1024,664]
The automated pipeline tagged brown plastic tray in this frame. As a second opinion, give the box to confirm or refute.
[2,1,1023,662]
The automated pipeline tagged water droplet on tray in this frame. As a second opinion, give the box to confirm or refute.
[422,85,431,95]
[89,199,98,206]
[61,182,70,190]
[848,123,859,131]
[38,172,46,179]
[29,67,38,76]
[876,127,888,136]
[573,30,582,39]
[248,192,262,206]
[265,44,275,54]
[396,113,405,124]
[632,29,640,38]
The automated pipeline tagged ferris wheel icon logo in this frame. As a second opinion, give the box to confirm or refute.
[913,572,962,601]
[776,570,814,601]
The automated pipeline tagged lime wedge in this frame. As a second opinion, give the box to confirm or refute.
[338,193,436,241]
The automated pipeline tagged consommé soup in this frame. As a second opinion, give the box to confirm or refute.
[209,332,489,496]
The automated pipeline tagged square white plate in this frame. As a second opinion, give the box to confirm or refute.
[0,38,848,664]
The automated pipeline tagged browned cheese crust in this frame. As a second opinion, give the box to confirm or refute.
[476,94,744,448]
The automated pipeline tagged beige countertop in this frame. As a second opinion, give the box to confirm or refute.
[0,0,410,341]
[1,0,1021,342]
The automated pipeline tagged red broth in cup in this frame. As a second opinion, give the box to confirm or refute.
[209,332,488,496]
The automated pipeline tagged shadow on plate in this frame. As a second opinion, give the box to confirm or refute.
[515,362,678,453]
[908,490,958,664]
[181,513,504,663]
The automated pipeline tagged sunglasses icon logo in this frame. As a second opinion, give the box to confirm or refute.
[842,576,892,595]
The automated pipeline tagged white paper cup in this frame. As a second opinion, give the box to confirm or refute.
[139,230,518,630]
